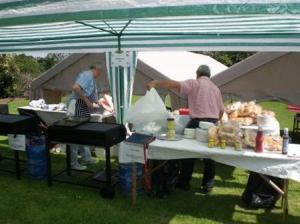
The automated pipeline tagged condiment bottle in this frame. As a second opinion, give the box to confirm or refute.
[282,128,289,155]
[167,118,175,140]
[208,138,215,148]
[255,127,264,153]
[234,140,242,151]
[220,139,226,149]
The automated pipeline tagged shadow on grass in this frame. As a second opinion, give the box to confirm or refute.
[0,151,299,224]
[132,192,300,224]
[193,161,244,189]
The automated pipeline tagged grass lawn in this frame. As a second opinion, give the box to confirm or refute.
[0,99,299,224]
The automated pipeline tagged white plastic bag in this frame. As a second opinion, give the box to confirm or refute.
[124,89,168,134]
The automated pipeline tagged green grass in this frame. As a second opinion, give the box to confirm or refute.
[8,99,29,114]
[0,99,299,224]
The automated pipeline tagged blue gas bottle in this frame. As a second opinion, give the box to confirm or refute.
[26,136,47,180]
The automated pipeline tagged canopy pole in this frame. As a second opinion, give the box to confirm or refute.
[106,51,137,124]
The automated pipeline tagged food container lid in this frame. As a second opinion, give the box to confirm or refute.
[199,121,215,130]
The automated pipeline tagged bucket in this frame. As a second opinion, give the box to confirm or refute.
[26,136,47,180]
[119,163,144,196]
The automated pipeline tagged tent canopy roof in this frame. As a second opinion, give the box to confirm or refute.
[1,15,300,53]
[0,1,300,52]
[1,1,299,26]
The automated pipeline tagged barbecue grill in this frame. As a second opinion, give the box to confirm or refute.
[46,121,126,198]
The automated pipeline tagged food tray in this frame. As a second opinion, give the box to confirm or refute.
[157,133,183,141]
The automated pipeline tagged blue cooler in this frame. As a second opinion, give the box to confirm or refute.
[119,163,144,196]
[26,136,47,180]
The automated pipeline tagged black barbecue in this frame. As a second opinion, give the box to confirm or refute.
[0,114,37,179]
[46,120,126,198]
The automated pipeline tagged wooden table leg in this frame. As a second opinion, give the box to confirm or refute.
[283,179,289,221]
[259,174,289,219]
[132,163,137,206]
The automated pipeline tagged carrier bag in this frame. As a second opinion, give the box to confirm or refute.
[242,172,284,209]
[124,89,169,134]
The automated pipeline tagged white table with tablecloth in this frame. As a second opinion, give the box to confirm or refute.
[120,138,300,214]
[120,139,300,182]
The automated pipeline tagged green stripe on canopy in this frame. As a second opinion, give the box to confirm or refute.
[0,1,300,26]
[1,15,300,52]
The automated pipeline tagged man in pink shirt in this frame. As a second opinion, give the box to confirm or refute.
[147,65,224,194]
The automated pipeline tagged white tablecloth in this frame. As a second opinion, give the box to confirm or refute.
[18,106,112,125]
[119,139,300,182]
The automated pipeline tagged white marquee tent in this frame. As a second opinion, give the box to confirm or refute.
[212,52,300,106]
[31,52,227,109]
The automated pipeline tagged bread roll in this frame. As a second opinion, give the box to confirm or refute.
[226,101,242,113]
[218,131,242,146]
[230,117,254,126]
[229,110,239,119]
[252,105,262,116]
[264,136,282,151]
[243,131,256,148]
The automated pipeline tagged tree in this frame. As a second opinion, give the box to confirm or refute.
[15,73,33,98]
[37,53,67,72]
[15,54,41,77]
[197,51,255,67]
[0,55,19,98]
[0,53,63,98]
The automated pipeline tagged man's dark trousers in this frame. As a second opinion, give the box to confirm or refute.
[178,118,218,189]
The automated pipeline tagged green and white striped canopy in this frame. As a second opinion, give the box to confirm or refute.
[1,0,300,124]
[0,0,300,52]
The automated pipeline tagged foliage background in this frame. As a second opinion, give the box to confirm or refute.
[0,53,68,98]
[197,51,255,67]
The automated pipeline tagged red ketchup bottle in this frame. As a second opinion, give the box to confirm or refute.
[255,127,264,153]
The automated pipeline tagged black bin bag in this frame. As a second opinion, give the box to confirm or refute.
[150,160,179,198]
[242,172,284,209]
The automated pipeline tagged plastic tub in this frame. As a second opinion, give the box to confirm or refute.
[119,163,144,196]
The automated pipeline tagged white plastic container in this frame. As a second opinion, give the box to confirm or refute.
[196,128,208,143]
[199,121,215,130]
[184,128,195,139]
